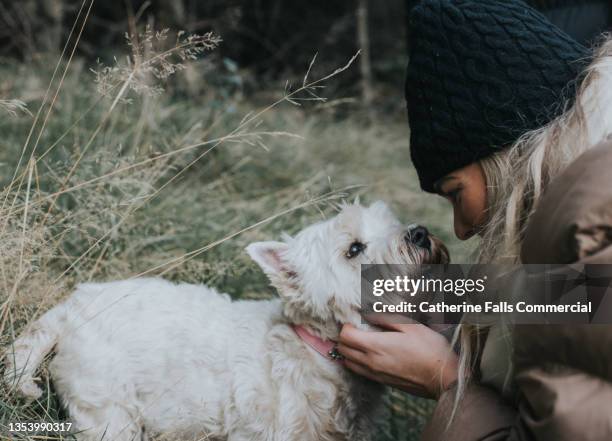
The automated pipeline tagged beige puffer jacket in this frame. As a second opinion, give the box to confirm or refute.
[421,140,612,441]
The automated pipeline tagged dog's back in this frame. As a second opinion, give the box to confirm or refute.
[5,278,271,439]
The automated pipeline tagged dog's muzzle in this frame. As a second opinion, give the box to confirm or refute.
[405,225,450,264]
[405,225,431,250]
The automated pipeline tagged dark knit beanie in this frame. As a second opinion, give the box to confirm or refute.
[406,0,591,192]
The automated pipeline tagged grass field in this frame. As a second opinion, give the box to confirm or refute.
[0,31,473,440]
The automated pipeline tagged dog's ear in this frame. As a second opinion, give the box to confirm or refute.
[246,241,291,277]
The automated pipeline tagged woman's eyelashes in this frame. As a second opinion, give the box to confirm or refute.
[442,187,461,204]
[449,189,461,203]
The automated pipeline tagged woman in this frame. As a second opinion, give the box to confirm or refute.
[338,1,612,439]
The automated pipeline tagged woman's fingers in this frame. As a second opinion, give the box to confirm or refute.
[362,312,424,333]
[336,343,368,364]
[338,321,459,398]
[339,319,425,356]
[338,324,379,352]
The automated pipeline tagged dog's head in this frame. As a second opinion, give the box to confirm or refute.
[247,201,449,338]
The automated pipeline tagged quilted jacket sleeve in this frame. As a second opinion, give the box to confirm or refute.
[421,369,612,441]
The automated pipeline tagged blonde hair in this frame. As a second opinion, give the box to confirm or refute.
[449,35,612,420]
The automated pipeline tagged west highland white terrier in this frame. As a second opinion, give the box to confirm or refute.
[4,201,448,441]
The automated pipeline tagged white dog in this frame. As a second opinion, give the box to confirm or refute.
[4,201,448,441]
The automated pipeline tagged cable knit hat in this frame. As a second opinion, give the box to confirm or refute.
[406,0,590,192]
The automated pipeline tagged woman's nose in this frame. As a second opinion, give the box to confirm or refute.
[454,215,475,240]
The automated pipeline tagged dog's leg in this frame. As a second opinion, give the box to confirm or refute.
[3,300,71,400]
[68,401,145,441]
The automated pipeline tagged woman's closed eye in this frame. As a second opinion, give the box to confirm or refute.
[447,188,461,203]
[441,187,462,204]
[433,164,487,240]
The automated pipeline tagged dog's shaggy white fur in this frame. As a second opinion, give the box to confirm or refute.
[4,201,447,441]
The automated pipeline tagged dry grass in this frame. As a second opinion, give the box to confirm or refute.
[0,21,472,441]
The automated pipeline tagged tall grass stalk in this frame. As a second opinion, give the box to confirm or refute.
[0,8,462,441]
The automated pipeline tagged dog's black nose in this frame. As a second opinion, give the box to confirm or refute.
[406,225,431,249]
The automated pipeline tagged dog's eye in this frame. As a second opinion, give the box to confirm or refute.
[346,241,366,259]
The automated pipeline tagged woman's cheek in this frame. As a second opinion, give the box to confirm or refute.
[453,204,473,239]
[462,187,487,227]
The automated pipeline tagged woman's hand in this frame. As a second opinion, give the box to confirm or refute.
[337,315,458,399]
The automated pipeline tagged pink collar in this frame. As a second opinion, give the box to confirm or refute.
[292,324,344,363]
